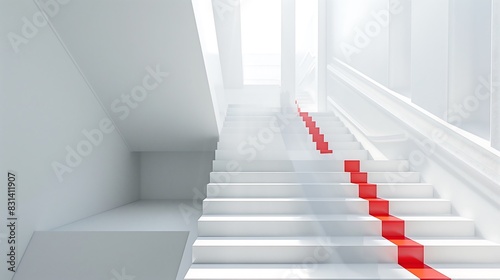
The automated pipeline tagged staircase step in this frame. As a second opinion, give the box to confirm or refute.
[306,112,339,118]
[202,198,450,215]
[197,215,474,237]
[212,160,409,172]
[426,264,500,280]
[226,111,290,117]
[219,133,356,142]
[224,115,314,122]
[184,263,420,280]
[206,183,434,199]
[192,236,397,264]
[221,126,350,134]
[209,172,420,184]
[219,127,350,136]
[223,120,345,128]
[219,134,356,144]
[192,237,500,264]
[214,150,369,160]
[216,141,361,152]
[413,238,500,263]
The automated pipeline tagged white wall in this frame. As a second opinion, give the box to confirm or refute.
[388,0,411,96]
[327,0,392,86]
[318,0,328,111]
[410,0,450,118]
[491,0,500,150]
[295,0,319,108]
[448,0,492,139]
[212,0,244,89]
[282,0,296,98]
[0,1,139,279]
[140,152,214,199]
[192,0,227,131]
[45,0,220,152]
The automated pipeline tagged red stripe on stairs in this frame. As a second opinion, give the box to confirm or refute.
[295,104,450,278]
[344,160,450,280]
[296,107,333,154]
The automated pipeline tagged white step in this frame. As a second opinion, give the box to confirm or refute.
[222,126,350,134]
[224,115,312,122]
[206,183,434,199]
[219,133,356,142]
[209,172,420,184]
[413,238,500,263]
[226,106,281,111]
[220,127,350,136]
[202,198,450,215]
[223,120,346,128]
[313,119,347,127]
[226,111,288,117]
[192,236,397,264]
[192,237,500,264]
[216,141,361,151]
[426,264,500,280]
[197,215,475,237]
[307,112,339,118]
[184,263,420,280]
[212,160,409,172]
[214,150,369,160]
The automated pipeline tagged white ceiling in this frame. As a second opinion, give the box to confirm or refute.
[45,0,220,151]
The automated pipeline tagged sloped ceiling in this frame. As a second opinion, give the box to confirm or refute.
[43,0,219,151]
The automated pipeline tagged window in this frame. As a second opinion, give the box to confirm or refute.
[240,0,281,85]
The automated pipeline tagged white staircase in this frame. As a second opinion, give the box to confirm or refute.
[184,105,500,280]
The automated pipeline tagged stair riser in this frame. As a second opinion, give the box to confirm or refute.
[226,112,291,117]
[202,200,451,215]
[223,116,311,122]
[219,133,355,142]
[222,127,350,134]
[209,172,420,184]
[217,141,361,151]
[212,160,408,172]
[214,150,369,161]
[198,220,475,237]
[207,184,359,198]
[206,184,434,199]
[203,200,368,215]
[192,246,396,264]
[198,220,379,237]
[220,127,349,136]
[423,246,500,263]
[192,245,500,264]
[223,120,345,128]
[217,140,315,152]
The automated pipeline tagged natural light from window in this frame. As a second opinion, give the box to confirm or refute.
[240,0,281,85]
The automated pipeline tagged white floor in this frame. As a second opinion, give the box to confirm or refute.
[54,199,202,280]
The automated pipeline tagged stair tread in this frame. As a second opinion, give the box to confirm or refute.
[424,264,500,280]
[207,183,431,186]
[194,236,497,246]
[204,198,448,202]
[185,263,420,279]
[199,214,471,222]
[210,171,418,174]
[186,263,500,279]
